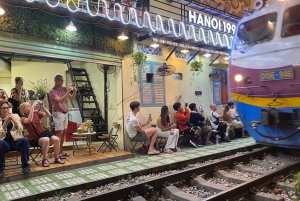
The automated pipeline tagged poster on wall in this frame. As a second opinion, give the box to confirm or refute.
[212,68,228,105]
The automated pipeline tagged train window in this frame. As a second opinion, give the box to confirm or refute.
[282,4,300,38]
[235,13,277,51]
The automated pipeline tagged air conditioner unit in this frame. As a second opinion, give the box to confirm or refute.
[0,59,11,76]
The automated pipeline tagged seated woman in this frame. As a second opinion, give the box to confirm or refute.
[157,106,180,153]
[0,101,31,177]
[220,105,241,139]
[8,88,21,115]
[0,89,8,101]
[20,101,65,167]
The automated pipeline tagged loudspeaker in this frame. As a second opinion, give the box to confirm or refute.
[146,73,154,83]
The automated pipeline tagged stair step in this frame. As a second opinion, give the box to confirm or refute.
[82,108,98,110]
[75,80,89,82]
[72,68,86,72]
[83,115,102,118]
[73,73,87,76]
[78,87,92,89]
[81,101,96,103]
[79,93,95,96]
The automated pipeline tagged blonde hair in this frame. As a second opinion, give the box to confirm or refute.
[19,102,29,116]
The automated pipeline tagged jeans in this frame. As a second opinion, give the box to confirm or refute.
[0,138,30,171]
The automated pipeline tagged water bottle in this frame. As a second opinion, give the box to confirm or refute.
[216,136,219,145]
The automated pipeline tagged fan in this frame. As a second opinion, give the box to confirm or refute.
[209,71,222,82]
[157,63,176,76]
[97,64,116,74]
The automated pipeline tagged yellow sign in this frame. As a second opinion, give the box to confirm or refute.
[260,68,294,81]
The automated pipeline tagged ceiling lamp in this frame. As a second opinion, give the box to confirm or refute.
[180,49,189,53]
[203,53,212,57]
[117,32,129,40]
[223,56,230,60]
[66,21,77,32]
[150,43,159,48]
[0,6,5,16]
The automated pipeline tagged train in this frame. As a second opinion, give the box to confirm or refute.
[229,0,300,149]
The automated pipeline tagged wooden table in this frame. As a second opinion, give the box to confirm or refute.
[72,132,96,156]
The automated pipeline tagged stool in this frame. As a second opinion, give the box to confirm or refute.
[129,137,148,153]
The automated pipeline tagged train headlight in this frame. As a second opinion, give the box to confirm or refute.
[234,74,243,82]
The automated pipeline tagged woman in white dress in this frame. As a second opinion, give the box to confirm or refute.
[157,106,181,153]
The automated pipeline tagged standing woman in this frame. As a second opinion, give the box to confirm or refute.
[12,77,29,103]
[8,88,21,115]
[157,106,181,153]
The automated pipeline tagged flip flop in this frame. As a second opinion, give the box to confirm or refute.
[54,158,65,164]
[42,159,50,167]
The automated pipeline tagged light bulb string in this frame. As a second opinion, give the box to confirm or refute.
[24,0,234,49]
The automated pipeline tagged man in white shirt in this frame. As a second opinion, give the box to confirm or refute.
[209,104,231,142]
[126,101,160,155]
[228,102,246,137]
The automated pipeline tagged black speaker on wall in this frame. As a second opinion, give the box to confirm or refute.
[146,73,154,83]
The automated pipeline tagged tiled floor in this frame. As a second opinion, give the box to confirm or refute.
[0,138,256,201]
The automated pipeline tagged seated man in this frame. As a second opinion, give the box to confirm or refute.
[126,101,160,155]
[20,101,65,167]
[189,103,212,145]
[228,102,246,137]
[173,102,201,148]
[0,101,31,177]
[209,104,231,142]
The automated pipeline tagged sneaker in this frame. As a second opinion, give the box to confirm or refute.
[189,140,198,148]
[197,144,203,147]
[22,167,31,175]
[148,149,160,155]
[0,171,3,178]
[224,136,231,142]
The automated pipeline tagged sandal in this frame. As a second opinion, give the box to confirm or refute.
[54,158,65,164]
[59,154,66,159]
[175,147,181,152]
[242,135,247,138]
[164,149,173,154]
[42,159,50,167]
[61,152,70,157]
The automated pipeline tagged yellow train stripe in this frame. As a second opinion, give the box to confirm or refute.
[231,93,300,108]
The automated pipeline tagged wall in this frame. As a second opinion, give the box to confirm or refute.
[0,77,11,96]
[122,43,219,150]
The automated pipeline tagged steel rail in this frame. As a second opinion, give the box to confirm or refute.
[206,158,300,201]
[67,146,272,201]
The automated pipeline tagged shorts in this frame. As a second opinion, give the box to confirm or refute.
[201,126,211,135]
[233,121,243,129]
[30,130,53,147]
[217,123,227,133]
[182,126,199,136]
[131,130,147,142]
[52,111,68,131]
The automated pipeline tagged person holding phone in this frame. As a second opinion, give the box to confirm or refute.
[0,101,31,178]
[20,101,65,167]
[126,101,160,155]
[173,102,202,148]
[49,74,77,159]
[157,106,180,153]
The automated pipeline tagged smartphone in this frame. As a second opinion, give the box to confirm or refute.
[185,103,188,107]
[149,114,151,118]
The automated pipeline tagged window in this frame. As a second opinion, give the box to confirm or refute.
[140,61,165,107]
[235,13,277,50]
[282,4,300,38]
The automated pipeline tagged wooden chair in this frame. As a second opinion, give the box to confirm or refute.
[97,123,120,153]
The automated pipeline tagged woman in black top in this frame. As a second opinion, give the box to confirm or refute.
[8,88,20,115]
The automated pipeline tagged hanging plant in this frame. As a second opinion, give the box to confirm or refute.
[190,60,203,76]
[131,52,147,84]
[132,52,147,66]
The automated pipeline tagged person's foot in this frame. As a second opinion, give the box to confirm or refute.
[42,159,50,167]
[148,149,160,155]
[175,147,181,152]
[22,167,31,175]
[189,140,198,148]
[164,149,173,154]
[0,170,4,178]
[54,158,65,164]
[224,136,231,142]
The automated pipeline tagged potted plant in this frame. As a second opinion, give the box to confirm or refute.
[132,51,147,66]
[29,79,50,100]
[190,60,203,76]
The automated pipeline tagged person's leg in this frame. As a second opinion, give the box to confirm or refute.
[50,135,60,159]
[14,138,30,172]
[0,140,12,175]
[204,126,213,144]
[143,127,158,150]
[60,113,68,156]
[38,137,50,160]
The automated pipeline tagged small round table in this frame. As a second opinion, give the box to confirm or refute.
[72,132,96,156]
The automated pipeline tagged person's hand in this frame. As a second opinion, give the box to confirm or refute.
[33,101,39,107]
[171,123,176,128]
[67,85,73,92]
[147,117,152,123]
[4,114,12,124]
[73,86,77,92]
